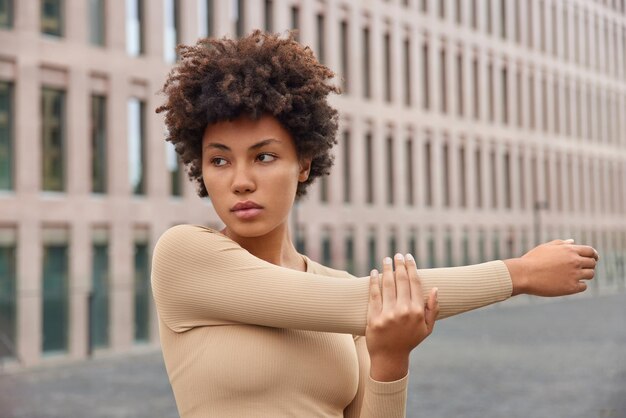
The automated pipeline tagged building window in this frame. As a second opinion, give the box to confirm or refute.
[486,0,492,34]
[471,0,477,29]
[386,136,394,205]
[504,151,511,209]
[365,133,373,204]
[539,0,545,52]
[126,0,144,56]
[422,42,430,110]
[91,95,107,194]
[321,229,332,267]
[340,20,349,94]
[514,0,521,43]
[0,81,13,191]
[198,0,214,38]
[502,66,508,124]
[456,51,463,116]
[368,229,377,271]
[343,131,351,203]
[42,87,66,192]
[563,6,569,61]
[455,0,462,24]
[442,142,450,207]
[134,231,150,342]
[89,0,105,46]
[345,230,355,274]
[424,140,433,206]
[459,144,466,207]
[0,0,13,28]
[406,138,414,206]
[440,46,447,113]
[167,142,182,197]
[41,0,63,37]
[541,74,548,132]
[295,226,306,254]
[553,77,560,134]
[388,231,397,257]
[0,227,16,359]
[516,69,523,128]
[264,0,273,33]
[408,230,417,257]
[445,229,453,266]
[529,72,535,130]
[128,98,146,195]
[362,27,371,99]
[490,149,497,208]
[384,32,392,102]
[462,229,470,265]
[475,147,482,208]
[487,61,494,122]
[403,37,411,106]
[478,228,486,262]
[500,0,507,39]
[438,0,445,19]
[235,0,245,38]
[290,5,299,41]
[164,0,181,62]
[90,228,109,349]
[519,153,526,210]
[42,228,69,353]
[316,14,325,64]
[472,56,479,120]
[427,229,436,268]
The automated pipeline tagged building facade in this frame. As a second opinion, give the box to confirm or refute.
[0,0,625,368]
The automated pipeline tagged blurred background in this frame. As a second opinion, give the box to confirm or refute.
[0,0,625,417]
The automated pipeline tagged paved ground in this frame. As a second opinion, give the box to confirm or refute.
[0,293,624,418]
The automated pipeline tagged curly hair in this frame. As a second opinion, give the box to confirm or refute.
[156,30,341,199]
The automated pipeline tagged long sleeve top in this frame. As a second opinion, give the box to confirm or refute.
[151,224,513,417]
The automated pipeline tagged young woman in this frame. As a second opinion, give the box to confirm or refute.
[152,31,598,418]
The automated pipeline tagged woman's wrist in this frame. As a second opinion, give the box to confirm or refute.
[503,257,530,296]
[369,353,409,382]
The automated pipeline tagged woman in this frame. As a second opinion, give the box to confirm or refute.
[152,31,598,417]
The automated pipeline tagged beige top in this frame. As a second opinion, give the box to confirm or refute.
[151,224,513,417]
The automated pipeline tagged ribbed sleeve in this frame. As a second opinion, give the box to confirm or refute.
[361,375,409,418]
[151,224,513,336]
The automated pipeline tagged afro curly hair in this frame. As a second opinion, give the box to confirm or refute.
[156,30,341,199]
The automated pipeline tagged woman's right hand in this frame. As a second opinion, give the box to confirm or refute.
[505,239,599,297]
[365,253,439,382]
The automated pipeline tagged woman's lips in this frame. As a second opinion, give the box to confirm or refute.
[232,207,263,220]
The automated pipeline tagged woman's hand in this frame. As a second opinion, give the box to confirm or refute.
[505,239,599,297]
[366,253,439,382]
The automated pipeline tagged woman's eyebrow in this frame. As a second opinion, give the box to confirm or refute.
[203,138,281,152]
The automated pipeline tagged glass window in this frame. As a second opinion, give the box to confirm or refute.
[41,0,63,37]
[405,138,414,206]
[41,87,66,192]
[424,140,432,206]
[422,42,430,110]
[89,0,105,46]
[290,5,299,41]
[445,230,453,267]
[126,0,144,56]
[368,229,377,271]
[365,133,373,204]
[320,175,328,203]
[404,37,411,106]
[384,32,391,102]
[386,137,394,205]
[321,229,332,267]
[0,0,13,28]
[440,46,447,113]
[295,225,306,254]
[342,131,351,203]
[264,0,272,33]
[456,52,463,116]
[345,230,355,274]
[427,229,436,268]
[442,143,450,207]
[316,14,325,64]
[235,0,244,38]
[388,232,397,258]
[475,147,482,208]
[0,81,13,191]
[166,142,182,197]
[472,57,479,120]
[91,95,107,194]
[128,98,146,195]
[42,229,69,353]
[90,229,109,349]
[340,20,349,94]
[134,233,150,342]
[502,66,508,124]
[164,0,180,62]
[459,144,466,207]
[0,227,16,359]
[362,26,371,99]
[198,0,214,38]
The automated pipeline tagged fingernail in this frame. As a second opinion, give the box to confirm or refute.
[395,253,404,261]
[434,288,439,301]
[564,238,575,243]
[406,253,414,261]
[383,257,392,265]
[370,269,378,276]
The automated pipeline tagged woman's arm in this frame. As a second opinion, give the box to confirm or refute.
[151,225,596,335]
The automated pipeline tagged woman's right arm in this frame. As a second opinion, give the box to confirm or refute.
[151,224,596,335]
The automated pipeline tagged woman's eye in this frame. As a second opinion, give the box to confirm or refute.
[257,153,276,163]
[211,157,227,167]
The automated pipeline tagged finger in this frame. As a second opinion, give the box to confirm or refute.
[579,268,596,281]
[368,269,382,319]
[563,238,575,244]
[578,256,597,270]
[572,245,599,260]
[381,256,396,309]
[394,253,411,306]
[575,281,588,293]
[405,253,423,304]
[424,288,439,331]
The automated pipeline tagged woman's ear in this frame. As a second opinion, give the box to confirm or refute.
[298,159,312,182]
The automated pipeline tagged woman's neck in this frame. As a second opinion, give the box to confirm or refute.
[222,224,306,272]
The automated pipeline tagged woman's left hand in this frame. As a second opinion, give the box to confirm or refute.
[366,253,439,381]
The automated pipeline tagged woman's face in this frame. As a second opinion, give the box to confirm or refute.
[202,115,310,239]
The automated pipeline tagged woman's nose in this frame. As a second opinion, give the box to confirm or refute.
[230,164,256,194]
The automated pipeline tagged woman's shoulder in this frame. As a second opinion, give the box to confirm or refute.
[154,224,233,255]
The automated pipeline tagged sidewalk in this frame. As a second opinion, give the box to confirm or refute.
[1,293,624,418]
